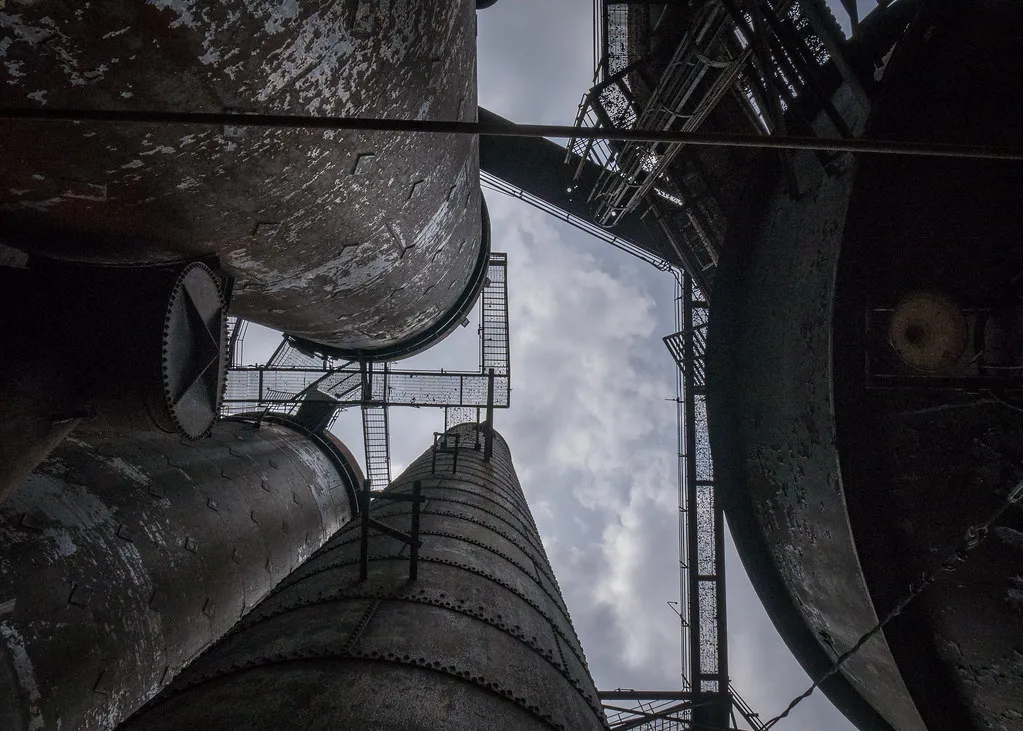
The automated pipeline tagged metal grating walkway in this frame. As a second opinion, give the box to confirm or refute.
[222,254,512,484]
[361,404,390,490]
[481,253,510,378]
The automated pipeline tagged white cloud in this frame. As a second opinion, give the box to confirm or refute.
[484,194,684,686]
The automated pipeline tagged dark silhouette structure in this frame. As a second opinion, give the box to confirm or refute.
[707,3,1023,731]
[3,0,1022,729]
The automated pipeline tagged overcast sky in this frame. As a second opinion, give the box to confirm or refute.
[244,1,874,728]
[474,5,857,728]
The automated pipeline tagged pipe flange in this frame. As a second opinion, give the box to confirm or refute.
[160,262,228,439]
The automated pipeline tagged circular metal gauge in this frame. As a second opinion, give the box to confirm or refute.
[161,263,227,438]
[888,291,969,373]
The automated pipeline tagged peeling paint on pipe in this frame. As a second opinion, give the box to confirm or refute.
[0,0,483,353]
[0,419,359,731]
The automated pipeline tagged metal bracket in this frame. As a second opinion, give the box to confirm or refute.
[431,433,460,474]
[483,367,496,462]
[358,480,424,582]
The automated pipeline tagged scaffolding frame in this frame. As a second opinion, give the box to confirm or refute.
[572,8,881,716]
[601,686,766,731]
[600,272,765,731]
[222,254,510,489]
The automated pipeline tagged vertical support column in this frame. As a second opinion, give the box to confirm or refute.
[682,272,731,728]
[682,274,702,690]
[484,367,496,462]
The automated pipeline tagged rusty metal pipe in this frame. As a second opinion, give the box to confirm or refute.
[0,418,359,731]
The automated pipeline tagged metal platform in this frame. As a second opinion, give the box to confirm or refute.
[566,0,861,295]
[222,254,510,488]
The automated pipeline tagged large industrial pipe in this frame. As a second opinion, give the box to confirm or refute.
[0,260,228,502]
[0,418,360,731]
[120,424,608,730]
[0,0,486,357]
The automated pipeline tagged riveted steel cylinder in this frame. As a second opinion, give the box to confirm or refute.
[0,260,228,502]
[0,418,359,731]
[1,0,484,357]
[120,424,608,731]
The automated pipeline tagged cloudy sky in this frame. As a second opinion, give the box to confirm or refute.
[473,5,857,728]
[244,1,875,728]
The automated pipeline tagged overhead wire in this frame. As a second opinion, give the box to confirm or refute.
[759,479,1023,730]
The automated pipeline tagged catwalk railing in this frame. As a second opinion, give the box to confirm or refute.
[221,254,511,486]
[569,0,860,295]
[224,365,510,410]
[600,686,768,730]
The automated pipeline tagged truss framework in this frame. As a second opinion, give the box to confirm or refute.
[593,270,745,731]
[223,254,510,488]
[670,274,727,696]
[600,687,767,731]
[567,6,876,716]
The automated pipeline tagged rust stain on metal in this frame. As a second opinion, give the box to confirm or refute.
[1,0,483,354]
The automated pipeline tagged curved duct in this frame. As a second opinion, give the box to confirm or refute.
[289,196,493,362]
[1,0,483,354]
[0,419,359,731]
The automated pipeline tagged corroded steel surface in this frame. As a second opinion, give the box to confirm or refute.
[121,425,608,731]
[0,0,482,352]
[707,83,925,731]
[833,2,1023,729]
[709,2,1023,730]
[0,420,358,731]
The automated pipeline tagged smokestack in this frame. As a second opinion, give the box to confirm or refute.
[0,417,360,731]
[120,423,609,730]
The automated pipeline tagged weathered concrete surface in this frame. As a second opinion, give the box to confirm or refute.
[0,419,358,730]
[120,425,608,731]
[0,0,483,353]
[707,82,926,731]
